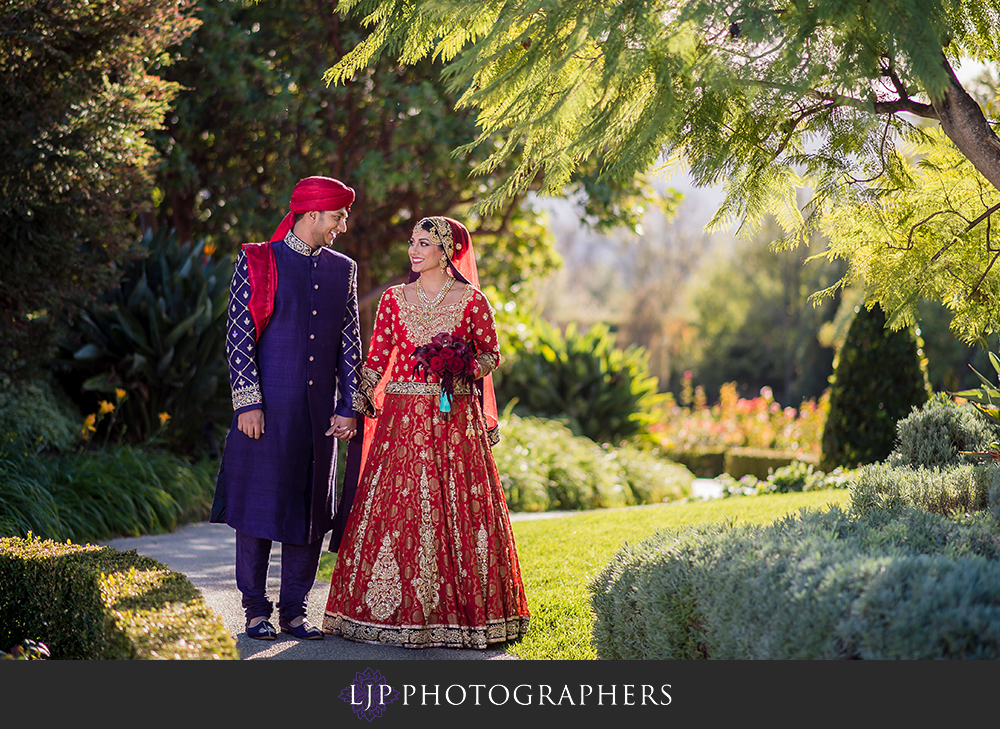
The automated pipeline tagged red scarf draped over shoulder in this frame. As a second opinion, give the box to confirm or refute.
[243,176,355,339]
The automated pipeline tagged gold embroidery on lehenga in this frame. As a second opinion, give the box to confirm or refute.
[447,466,467,578]
[393,286,473,346]
[412,466,441,620]
[384,381,472,396]
[348,463,382,595]
[476,524,489,604]
[327,614,531,649]
[364,532,402,620]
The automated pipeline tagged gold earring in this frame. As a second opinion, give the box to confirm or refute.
[439,256,448,270]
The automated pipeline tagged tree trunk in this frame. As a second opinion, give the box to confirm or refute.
[932,60,1000,196]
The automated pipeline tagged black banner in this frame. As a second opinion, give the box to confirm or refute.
[4,658,999,726]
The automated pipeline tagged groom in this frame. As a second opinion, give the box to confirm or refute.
[211,176,365,640]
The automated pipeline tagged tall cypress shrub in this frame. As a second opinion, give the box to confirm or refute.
[820,304,929,470]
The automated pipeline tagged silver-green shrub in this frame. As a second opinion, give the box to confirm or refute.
[891,394,997,468]
[591,505,1000,659]
[850,462,999,518]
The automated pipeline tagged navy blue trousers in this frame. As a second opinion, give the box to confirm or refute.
[235,531,323,626]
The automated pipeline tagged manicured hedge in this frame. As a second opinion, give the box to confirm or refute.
[0,535,238,660]
[591,396,1000,660]
[590,504,1000,659]
[723,447,817,480]
[493,414,693,511]
[660,447,727,478]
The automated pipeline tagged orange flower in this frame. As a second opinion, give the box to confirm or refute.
[115,388,127,402]
[98,400,115,415]
[158,412,172,426]
[80,413,97,439]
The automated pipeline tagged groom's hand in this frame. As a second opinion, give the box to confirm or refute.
[238,409,265,439]
[327,415,358,441]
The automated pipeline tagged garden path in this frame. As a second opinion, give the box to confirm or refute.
[102,478,722,660]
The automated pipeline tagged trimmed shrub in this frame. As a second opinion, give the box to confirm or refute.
[0,535,237,660]
[849,462,1000,518]
[661,447,727,478]
[492,413,693,512]
[820,304,929,470]
[590,505,1000,660]
[612,443,694,506]
[0,375,80,452]
[890,394,997,468]
[723,447,817,480]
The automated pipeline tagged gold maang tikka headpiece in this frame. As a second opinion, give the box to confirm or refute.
[414,216,460,259]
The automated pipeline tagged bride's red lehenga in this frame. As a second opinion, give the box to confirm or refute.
[322,280,530,648]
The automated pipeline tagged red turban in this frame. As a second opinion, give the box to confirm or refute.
[269,176,356,242]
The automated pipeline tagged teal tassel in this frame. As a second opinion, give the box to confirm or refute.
[440,391,452,413]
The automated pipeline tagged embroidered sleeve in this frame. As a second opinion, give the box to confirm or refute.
[353,289,395,417]
[335,260,361,418]
[467,289,502,379]
[227,249,263,413]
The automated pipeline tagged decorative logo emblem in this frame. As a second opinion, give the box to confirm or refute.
[340,667,400,721]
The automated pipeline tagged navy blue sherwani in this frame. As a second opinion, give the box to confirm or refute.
[211,231,361,545]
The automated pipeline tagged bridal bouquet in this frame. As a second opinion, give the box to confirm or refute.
[412,332,478,416]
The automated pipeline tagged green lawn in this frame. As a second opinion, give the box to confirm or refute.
[318,489,851,659]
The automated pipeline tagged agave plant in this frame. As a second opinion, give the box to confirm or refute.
[60,228,233,454]
[494,315,664,444]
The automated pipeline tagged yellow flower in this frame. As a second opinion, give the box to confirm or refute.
[80,413,97,439]
[158,412,172,426]
[98,400,115,415]
[115,388,126,402]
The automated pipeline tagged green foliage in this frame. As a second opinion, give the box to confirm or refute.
[849,462,1000,519]
[890,394,998,467]
[0,438,216,543]
[58,228,232,453]
[820,304,930,470]
[815,128,1000,342]
[331,0,1000,340]
[612,442,694,507]
[0,535,238,659]
[952,349,1000,432]
[722,447,818,481]
[505,487,850,659]
[0,0,199,376]
[150,0,564,313]
[590,504,1000,659]
[492,413,693,512]
[495,315,663,443]
[0,375,80,453]
[684,220,844,405]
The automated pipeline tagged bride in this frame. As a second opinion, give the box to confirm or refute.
[321,215,530,649]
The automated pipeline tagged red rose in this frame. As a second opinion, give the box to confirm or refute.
[430,355,445,372]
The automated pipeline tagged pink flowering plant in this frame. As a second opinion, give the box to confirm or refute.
[649,372,829,457]
[413,332,478,415]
